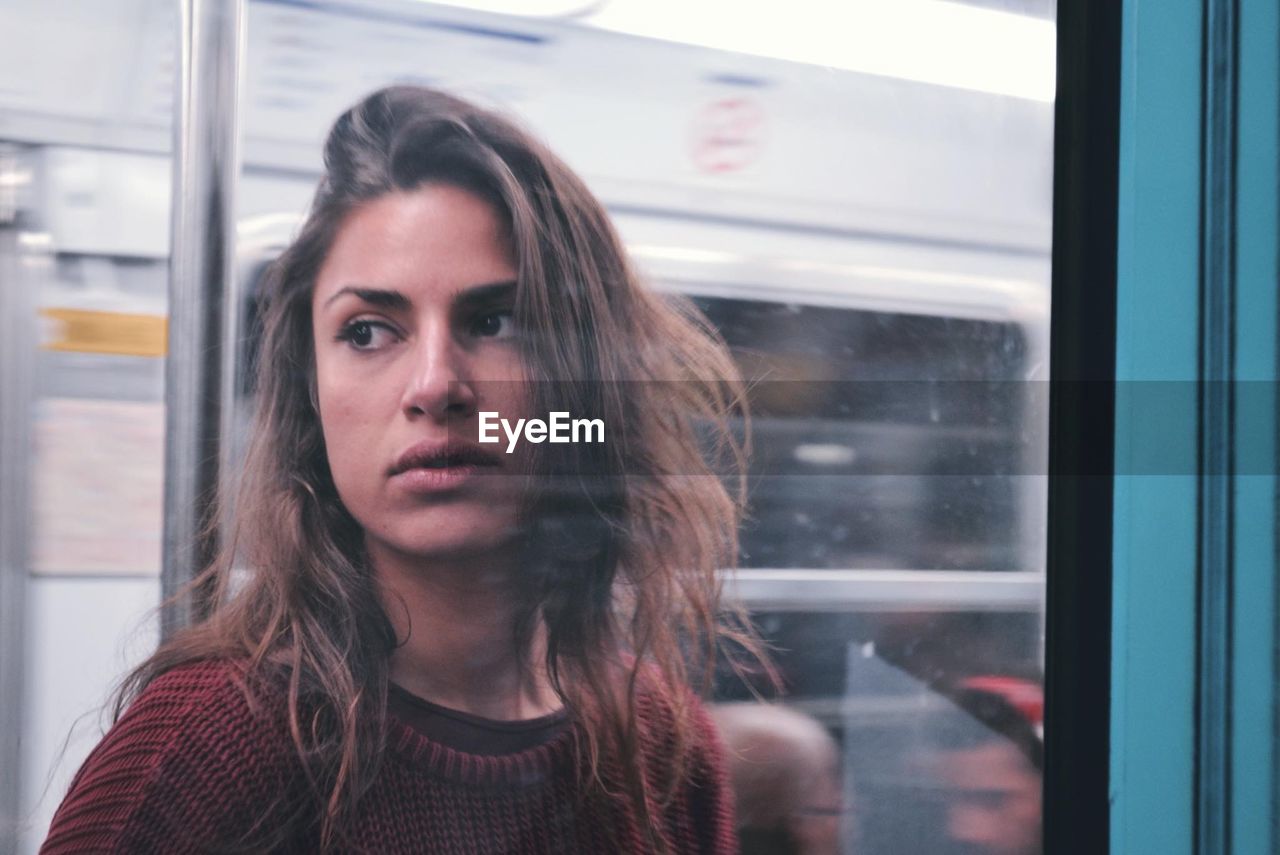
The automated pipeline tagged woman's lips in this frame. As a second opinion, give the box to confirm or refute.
[390,463,484,494]
[387,438,504,495]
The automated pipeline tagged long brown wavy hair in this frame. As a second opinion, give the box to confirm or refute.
[116,85,768,852]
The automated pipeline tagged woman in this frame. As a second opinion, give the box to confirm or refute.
[40,86,766,854]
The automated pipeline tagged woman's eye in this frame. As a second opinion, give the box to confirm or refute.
[471,310,516,340]
[336,319,397,351]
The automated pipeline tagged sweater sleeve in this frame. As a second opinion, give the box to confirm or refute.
[39,661,307,855]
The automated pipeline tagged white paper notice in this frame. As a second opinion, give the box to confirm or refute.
[32,398,165,576]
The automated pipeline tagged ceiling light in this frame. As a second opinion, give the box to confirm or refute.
[416,0,603,18]
[582,0,1055,102]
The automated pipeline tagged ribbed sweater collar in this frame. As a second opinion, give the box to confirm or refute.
[384,712,581,787]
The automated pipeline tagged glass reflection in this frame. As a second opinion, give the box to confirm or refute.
[5,0,1053,850]
[713,612,1043,854]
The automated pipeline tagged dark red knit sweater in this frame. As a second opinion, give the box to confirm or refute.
[39,660,739,854]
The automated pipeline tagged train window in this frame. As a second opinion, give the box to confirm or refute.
[5,1,1057,853]
[687,292,1047,853]
[694,296,1039,572]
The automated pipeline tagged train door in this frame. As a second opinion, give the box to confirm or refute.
[5,3,1275,855]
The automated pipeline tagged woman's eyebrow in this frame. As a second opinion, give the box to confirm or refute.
[454,280,516,309]
[323,286,411,311]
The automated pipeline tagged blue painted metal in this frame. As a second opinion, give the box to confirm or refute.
[1230,1,1278,851]
[1112,1,1202,853]
[1114,0,1278,853]
[1196,2,1238,852]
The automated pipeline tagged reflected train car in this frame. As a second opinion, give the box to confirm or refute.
[3,2,1055,853]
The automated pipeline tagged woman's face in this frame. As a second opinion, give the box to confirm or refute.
[311,184,533,561]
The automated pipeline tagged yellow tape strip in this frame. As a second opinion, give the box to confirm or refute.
[40,308,168,357]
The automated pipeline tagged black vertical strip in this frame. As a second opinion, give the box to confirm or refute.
[1196,1,1238,853]
[1043,1,1121,853]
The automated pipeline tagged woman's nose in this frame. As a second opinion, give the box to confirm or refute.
[400,327,477,421]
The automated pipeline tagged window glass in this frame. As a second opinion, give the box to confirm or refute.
[3,1,1056,852]
[235,2,1055,853]
[695,297,1037,572]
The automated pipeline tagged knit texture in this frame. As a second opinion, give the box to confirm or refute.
[40,660,739,854]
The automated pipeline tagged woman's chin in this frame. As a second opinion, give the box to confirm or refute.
[371,508,525,561]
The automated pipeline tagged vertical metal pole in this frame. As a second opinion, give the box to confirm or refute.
[0,146,36,855]
[162,0,245,637]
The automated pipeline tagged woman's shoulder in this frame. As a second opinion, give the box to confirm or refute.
[630,672,732,773]
[120,658,274,724]
[103,658,296,761]
[628,676,740,853]
[40,658,306,855]
[630,667,720,731]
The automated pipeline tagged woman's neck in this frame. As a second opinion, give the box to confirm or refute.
[369,537,562,721]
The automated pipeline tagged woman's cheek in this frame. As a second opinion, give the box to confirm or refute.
[318,392,374,501]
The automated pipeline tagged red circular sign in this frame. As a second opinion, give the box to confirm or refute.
[690,98,765,174]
